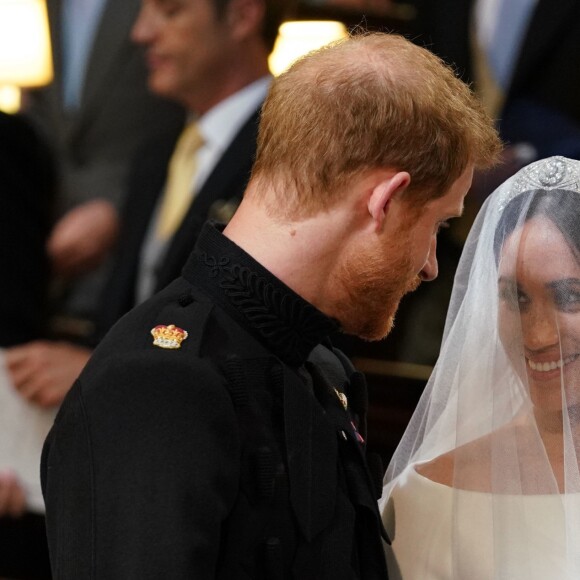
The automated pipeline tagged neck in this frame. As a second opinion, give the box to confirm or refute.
[533,405,580,492]
[183,49,270,115]
[223,190,363,318]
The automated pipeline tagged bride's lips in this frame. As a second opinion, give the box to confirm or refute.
[526,353,580,381]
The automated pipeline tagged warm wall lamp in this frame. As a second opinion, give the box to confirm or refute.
[268,1,417,76]
[0,0,53,113]
[268,19,349,76]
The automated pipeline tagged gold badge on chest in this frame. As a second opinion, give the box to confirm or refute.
[151,324,188,349]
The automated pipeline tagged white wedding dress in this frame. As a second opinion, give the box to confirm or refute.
[383,467,578,580]
[381,157,580,579]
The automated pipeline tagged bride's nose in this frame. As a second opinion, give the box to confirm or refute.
[522,306,560,352]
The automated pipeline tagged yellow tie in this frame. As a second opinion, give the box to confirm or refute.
[156,122,204,240]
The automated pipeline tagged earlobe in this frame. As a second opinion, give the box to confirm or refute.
[368,172,411,232]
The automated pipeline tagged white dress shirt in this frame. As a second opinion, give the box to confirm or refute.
[135,76,272,304]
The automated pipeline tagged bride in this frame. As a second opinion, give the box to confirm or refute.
[380,156,580,579]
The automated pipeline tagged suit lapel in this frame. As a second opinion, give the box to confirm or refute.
[191,106,261,219]
[284,346,385,544]
[120,136,175,277]
[305,347,387,525]
[157,107,262,290]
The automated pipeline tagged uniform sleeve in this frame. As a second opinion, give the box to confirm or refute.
[42,353,240,579]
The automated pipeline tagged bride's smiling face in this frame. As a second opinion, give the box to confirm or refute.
[498,217,580,412]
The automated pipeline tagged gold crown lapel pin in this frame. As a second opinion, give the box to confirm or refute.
[151,324,188,349]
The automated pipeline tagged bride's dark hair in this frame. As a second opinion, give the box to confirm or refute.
[493,188,580,262]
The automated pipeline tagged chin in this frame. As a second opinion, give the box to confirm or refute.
[529,364,580,412]
[363,317,395,342]
[332,234,416,342]
[342,305,397,342]
[529,377,566,413]
[534,394,580,418]
[148,75,176,100]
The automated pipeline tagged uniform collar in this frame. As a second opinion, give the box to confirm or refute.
[182,222,339,366]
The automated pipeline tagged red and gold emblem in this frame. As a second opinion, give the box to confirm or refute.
[151,324,188,349]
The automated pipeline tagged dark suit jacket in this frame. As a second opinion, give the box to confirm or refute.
[0,113,56,345]
[24,0,185,214]
[22,0,185,323]
[499,0,580,157]
[414,0,580,157]
[42,224,389,579]
[95,106,262,339]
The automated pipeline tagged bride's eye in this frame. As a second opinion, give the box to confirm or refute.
[553,285,580,311]
[499,283,528,310]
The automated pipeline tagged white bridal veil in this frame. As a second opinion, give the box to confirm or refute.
[381,157,580,579]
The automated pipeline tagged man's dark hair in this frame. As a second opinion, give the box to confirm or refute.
[213,0,293,52]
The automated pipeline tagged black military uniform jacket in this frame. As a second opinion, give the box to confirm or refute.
[41,223,389,579]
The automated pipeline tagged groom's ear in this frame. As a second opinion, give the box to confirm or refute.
[367,171,411,232]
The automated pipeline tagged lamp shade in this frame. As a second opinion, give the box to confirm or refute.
[268,20,348,76]
[0,0,53,87]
